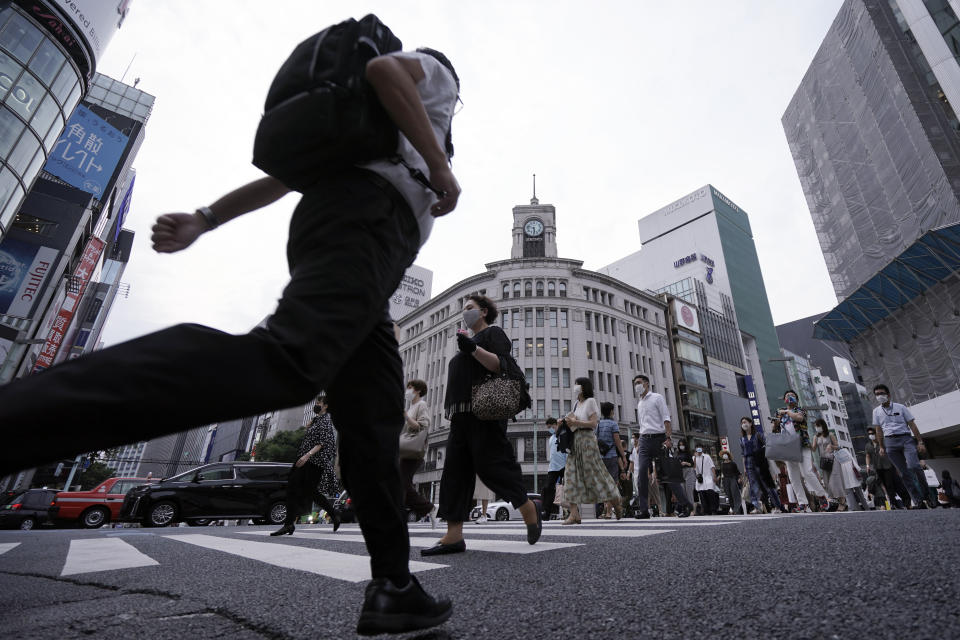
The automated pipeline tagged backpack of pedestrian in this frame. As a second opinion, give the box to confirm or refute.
[253,14,403,190]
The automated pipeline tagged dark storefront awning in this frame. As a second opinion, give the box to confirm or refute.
[814,223,960,343]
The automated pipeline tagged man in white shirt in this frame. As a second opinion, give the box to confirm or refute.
[633,374,692,518]
[871,383,931,508]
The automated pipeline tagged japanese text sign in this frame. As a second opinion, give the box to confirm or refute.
[43,105,129,197]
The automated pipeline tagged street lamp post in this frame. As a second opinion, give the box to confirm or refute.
[533,420,538,493]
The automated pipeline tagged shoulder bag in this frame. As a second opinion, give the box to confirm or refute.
[472,369,523,421]
[398,424,428,460]
[765,424,803,462]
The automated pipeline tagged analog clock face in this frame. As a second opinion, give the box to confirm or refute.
[524,219,544,236]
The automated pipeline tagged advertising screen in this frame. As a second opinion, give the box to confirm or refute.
[43,105,129,197]
[0,236,59,318]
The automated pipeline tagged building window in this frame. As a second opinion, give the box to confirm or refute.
[598,374,605,391]
[502,283,510,299]
[586,342,592,359]
[549,308,557,327]
[514,282,521,297]
[588,370,595,385]
[550,338,558,356]
[562,368,570,387]
[564,400,572,414]
[525,338,534,357]
[525,368,533,387]
[605,344,610,362]
[610,318,616,334]
[561,339,569,357]
[603,316,609,334]
[551,399,560,417]
[537,368,545,388]
[548,281,556,296]
[613,346,618,365]
[525,281,533,297]
[559,282,567,297]
[585,313,592,331]
[525,309,533,327]
[536,337,544,356]
[537,400,546,419]
[536,308,544,327]
[608,373,612,393]
[615,375,621,393]
[501,310,508,328]
[551,368,559,387]
[512,312,520,329]
[536,281,544,296]
[560,309,568,327]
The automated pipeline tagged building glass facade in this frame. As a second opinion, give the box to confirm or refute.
[0,3,83,236]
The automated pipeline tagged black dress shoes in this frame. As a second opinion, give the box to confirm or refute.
[330,509,341,532]
[527,507,542,545]
[356,575,453,636]
[420,539,466,556]
[637,511,651,520]
[270,524,295,536]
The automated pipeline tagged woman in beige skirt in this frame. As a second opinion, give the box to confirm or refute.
[473,475,496,523]
[562,377,622,524]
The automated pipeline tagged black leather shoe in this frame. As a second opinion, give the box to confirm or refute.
[330,509,341,532]
[270,524,295,536]
[527,507,542,545]
[420,539,466,556]
[637,511,651,520]
[677,507,690,518]
[356,575,453,636]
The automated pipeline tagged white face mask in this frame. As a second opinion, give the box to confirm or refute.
[869,434,876,441]
[404,389,415,402]
[463,308,481,328]
[876,394,889,404]
[722,455,729,460]
[573,384,582,397]
[635,383,645,396]
[741,423,751,431]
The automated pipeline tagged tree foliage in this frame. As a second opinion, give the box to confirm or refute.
[77,462,115,490]
[253,428,305,463]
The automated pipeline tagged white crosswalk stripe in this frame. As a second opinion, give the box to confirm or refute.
[0,542,20,556]
[238,531,583,554]
[162,534,446,583]
[61,538,159,576]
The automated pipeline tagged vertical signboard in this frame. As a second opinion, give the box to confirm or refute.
[32,237,105,372]
[389,264,433,321]
[43,105,129,197]
[0,237,59,318]
[744,374,764,434]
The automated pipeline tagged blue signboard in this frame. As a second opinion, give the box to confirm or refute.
[744,375,764,434]
[0,236,59,318]
[43,105,129,198]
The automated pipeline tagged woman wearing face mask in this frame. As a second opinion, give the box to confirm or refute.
[813,418,844,511]
[561,377,622,524]
[718,450,743,515]
[399,379,436,526]
[693,446,719,515]
[425,295,541,556]
[677,440,697,508]
[272,395,340,536]
[774,390,829,513]
[738,417,783,514]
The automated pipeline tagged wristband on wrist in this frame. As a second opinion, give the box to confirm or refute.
[196,206,219,230]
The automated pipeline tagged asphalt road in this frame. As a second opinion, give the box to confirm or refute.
[1,510,958,639]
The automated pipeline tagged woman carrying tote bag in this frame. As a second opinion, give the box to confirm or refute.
[399,379,435,524]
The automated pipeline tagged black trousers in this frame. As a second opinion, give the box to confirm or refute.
[283,462,336,526]
[399,457,434,517]
[541,469,564,518]
[437,412,529,522]
[0,170,419,580]
[877,467,912,508]
[698,489,719,515]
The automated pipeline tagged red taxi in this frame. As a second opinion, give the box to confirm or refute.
[56,477,151,528]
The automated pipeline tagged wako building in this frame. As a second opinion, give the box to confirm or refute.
[397,193,674,500]
[601,185,788,446]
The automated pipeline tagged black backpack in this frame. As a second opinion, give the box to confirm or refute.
[252,14,403,191]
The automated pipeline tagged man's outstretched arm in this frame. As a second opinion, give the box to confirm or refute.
[365,55,460,217]
[151,177,291,253]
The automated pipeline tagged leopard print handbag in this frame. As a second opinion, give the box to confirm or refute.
[471,373,522,421]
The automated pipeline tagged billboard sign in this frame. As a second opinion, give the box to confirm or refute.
[48,0,131,66]
[744,374,764,434]
[389,264,433,321]
[32,236,104,372]
[672,298,700,334]
[44,105,129,197]
[0,236,59,318]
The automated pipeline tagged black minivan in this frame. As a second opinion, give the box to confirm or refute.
[0,489,59,530]
[119,462,291,527]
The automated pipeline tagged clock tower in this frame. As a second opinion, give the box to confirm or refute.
[511,175,558,259]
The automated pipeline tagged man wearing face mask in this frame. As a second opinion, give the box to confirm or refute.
[870,384,932,508]
[774,390,829,513]
[864,426,910,509]
[541,417,566,520]
[632,374,692,518]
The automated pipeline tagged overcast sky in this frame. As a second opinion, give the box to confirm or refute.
[94,0,844,347]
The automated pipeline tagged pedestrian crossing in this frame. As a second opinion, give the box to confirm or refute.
[0,514,798,584]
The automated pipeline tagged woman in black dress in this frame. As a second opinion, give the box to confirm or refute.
[272,395,340,535]
[422,295,541,555]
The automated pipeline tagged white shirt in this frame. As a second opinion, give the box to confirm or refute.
[360,52,459,248]
[872,402,915,438]
[573,397,600,423]
[637,391,670,435]
[694,453,716,491]
[629,444,640,474]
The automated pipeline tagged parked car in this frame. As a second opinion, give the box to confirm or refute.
[483,493,543,521]
[0,489,59,530]
[56,477,151,528]
[333,492,355,524]
[118,462,291,527]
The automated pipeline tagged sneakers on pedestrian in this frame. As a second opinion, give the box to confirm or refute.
[771,507,782,514]
[356,575,452,636]
[428,506,438,530]
[476,515,488,523]
[802,505,813,513]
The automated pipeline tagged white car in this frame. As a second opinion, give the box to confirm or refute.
[481,493,542,521]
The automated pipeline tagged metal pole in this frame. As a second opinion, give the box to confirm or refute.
[62,455,83,491]
[533,420,538,493]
